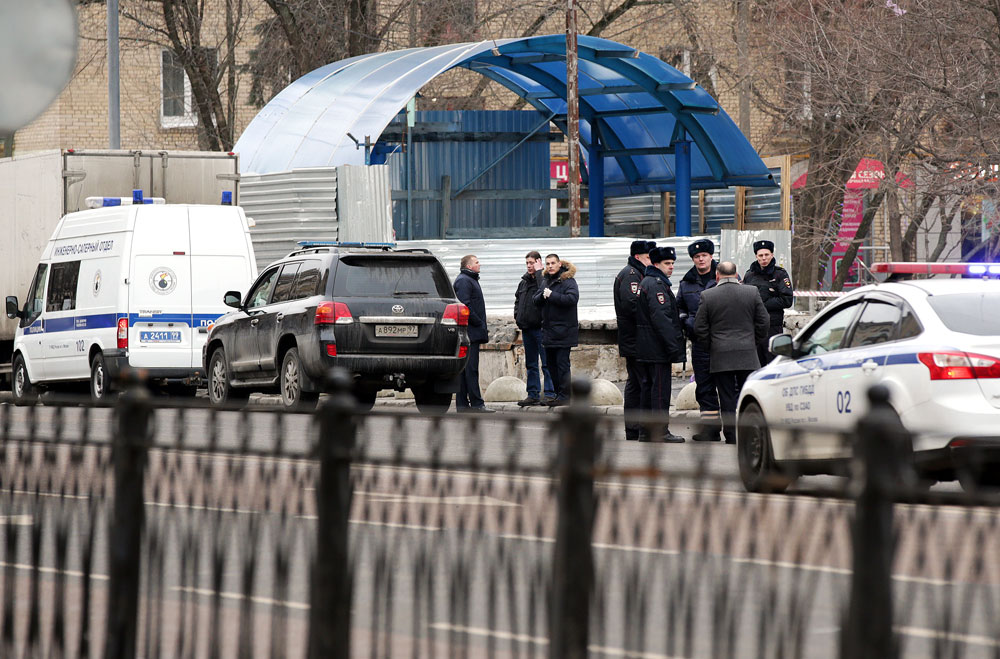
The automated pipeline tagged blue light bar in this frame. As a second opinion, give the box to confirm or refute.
[990,266,1000,275]
[296,241,397,248]
[133,189,144,204]
[969,265,987,275]
[102,197,122,207]
[221,190,233,205]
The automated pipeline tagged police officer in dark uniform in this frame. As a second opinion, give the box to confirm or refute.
[636,246,685,442]
[676,239,722,441]
[742,239,794,368]
[614,239,655,440]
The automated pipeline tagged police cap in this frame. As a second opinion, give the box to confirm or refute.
[687,239,714,258]
[753,239,775,254]
[649,246,676,263]
[630,240,651,256]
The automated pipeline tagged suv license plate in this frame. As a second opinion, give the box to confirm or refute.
[140,331,182,343]
[375,324,418,338]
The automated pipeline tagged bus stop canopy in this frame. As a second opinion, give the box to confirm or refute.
[234,35,774,235]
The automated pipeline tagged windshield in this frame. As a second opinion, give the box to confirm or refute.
[927,292,1000,336]
[332,257,453,298]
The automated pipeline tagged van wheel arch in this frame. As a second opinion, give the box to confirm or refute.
[89,345,103,365]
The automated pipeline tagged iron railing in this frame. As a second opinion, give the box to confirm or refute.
[1,376,999,658]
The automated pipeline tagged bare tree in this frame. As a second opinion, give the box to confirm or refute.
[121,0,253,151]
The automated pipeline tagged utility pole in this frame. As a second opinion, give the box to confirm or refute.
[565,0,581,238]
[108,0,121,149]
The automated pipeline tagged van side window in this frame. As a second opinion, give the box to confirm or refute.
[270,262,301,304]
[46,261,81,313]
[246,267,279,309]
[21,263,48,326]
[291,260,322,299]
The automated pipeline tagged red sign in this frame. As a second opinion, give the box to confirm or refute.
[793,158,914,190]
[832,190,864,285]
[551,160,568,182]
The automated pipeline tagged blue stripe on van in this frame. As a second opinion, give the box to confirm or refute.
[22,312,223,334]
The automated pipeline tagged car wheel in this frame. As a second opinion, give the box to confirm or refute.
[208,348,248,407]
[412,384,453,413]
[280,348,317,408]
[737,401,791,493]
[90,353,113,402]
[11,354,36,406]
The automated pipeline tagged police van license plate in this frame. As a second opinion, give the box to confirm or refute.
[375,324,417,338]
[139,331,182,343]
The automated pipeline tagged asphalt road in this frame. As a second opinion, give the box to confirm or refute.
[2,403,998,658]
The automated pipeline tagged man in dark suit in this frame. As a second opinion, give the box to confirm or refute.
[693,261,769,443]
[453,254,494,413]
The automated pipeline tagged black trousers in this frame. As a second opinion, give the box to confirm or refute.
[756,325,783,370]
[691,344,720,412]
[713,369,752,443]
[545,346,572,401]
[624,357,645,440]
[639,361,673,439]
[457,342,484,409]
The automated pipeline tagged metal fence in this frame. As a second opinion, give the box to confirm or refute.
[2,379,1000,658]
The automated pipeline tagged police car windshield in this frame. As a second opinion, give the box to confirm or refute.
[926,292,1000,336]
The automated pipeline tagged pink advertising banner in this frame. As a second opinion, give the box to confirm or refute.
[832,190,865,285]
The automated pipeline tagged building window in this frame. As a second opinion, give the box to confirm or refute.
[161,48,217,129]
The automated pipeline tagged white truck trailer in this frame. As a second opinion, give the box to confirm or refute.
[0,149,240,387]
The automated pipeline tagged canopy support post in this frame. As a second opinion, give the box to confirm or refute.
[675,140,692,236]
[588,142,604,237]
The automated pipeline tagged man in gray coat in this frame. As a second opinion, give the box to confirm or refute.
[693,261,769,444]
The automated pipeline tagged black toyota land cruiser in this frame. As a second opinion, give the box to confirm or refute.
[203,242,470,410]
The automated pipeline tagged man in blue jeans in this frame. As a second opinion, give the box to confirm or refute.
[514,251,554,405]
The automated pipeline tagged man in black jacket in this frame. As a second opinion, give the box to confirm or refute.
[635,246,686,442]
[694,261,770,443]
[533,254,579,406]
[453,255,494,413]
[614,239,655,439]
[742,240,794,368]
[676,239,722,441]
[514,250,554,406]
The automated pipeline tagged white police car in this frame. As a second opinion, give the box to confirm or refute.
[737,263,1000,492]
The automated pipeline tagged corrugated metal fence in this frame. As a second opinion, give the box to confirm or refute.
[241,165,393,269]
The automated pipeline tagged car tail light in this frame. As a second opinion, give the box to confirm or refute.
[326,344,337,357]
[315,301,353,325]
[458,345,468,358]
[117,317,128,349]
[442,303,470,326]
[918,351,1000,380]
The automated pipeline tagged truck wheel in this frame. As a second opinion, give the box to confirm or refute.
[90,353,113,402]
[279,348,317,408]
[412,385,452,413]
[737,401,791,493]
[12,355,36,406]
[208,348,248,407]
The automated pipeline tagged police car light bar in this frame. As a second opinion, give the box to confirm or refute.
[872,262,1000,276]
[296,241,397,249]
[84,196,166,209]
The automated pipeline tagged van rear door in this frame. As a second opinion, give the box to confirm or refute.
[127,206,193,369]
[188,206,256,369]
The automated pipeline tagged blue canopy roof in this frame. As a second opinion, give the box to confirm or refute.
[234,35,774,196]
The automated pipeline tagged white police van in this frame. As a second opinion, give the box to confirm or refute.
[737,263,1000,492]
[5,192,257,402]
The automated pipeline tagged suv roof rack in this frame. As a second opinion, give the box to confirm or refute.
[285,240,399,258]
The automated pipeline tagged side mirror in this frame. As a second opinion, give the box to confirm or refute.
[224,291,242,309]
[770,333,796,358]
[5,296,20,320]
